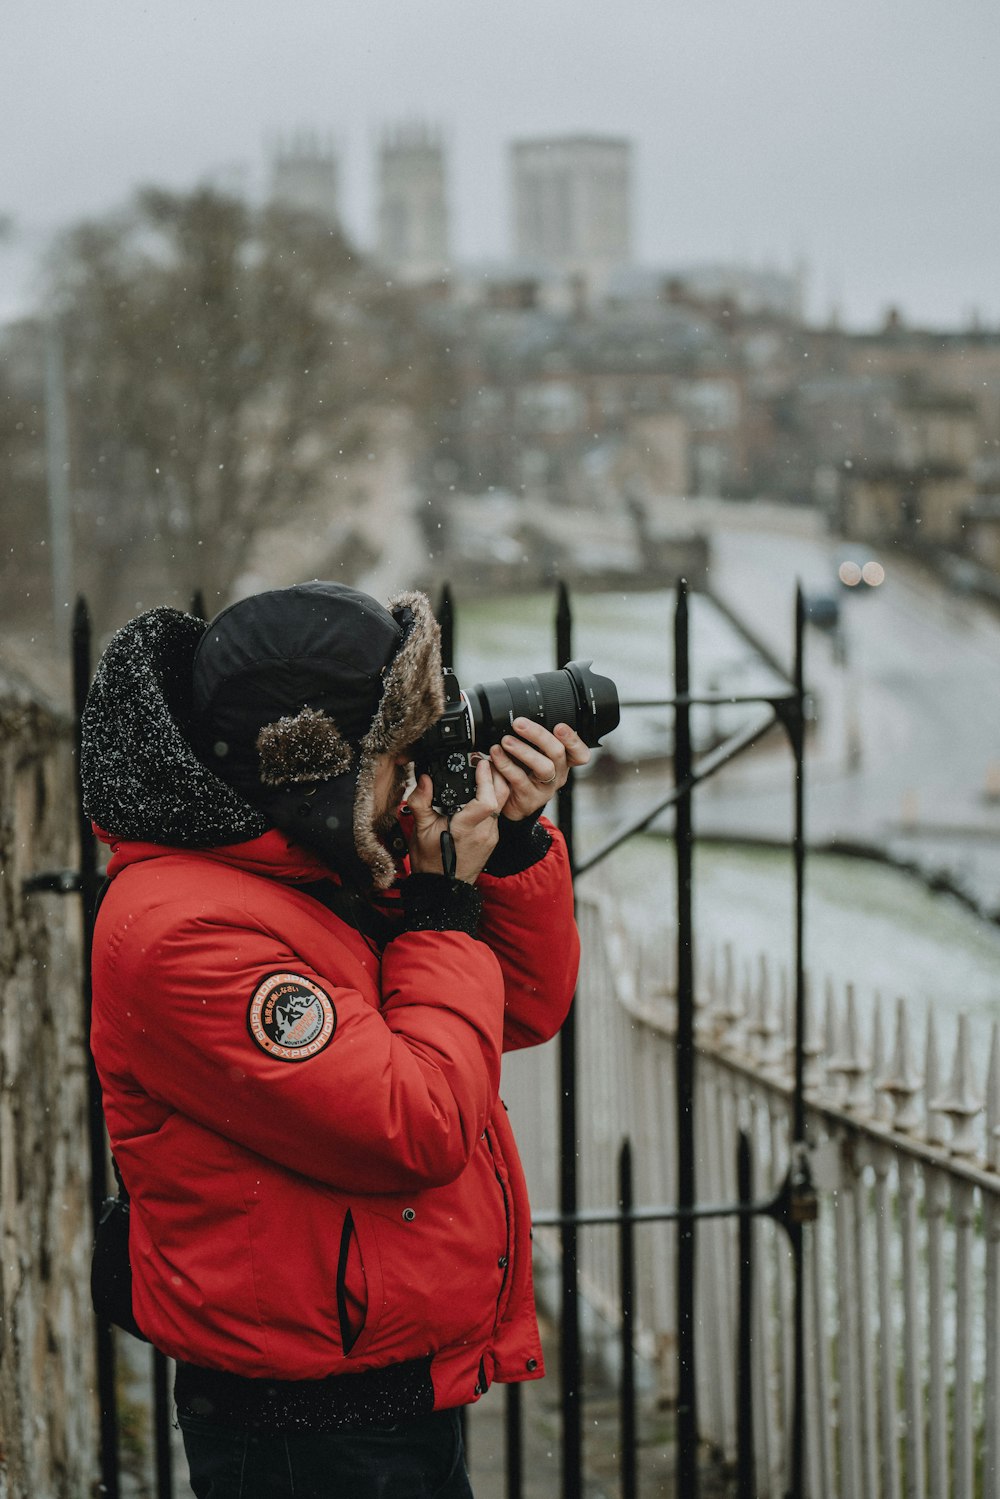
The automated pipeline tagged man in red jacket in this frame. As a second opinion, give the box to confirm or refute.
[83,582,585,1499]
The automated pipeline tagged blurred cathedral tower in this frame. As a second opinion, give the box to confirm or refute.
[377,124,450,284]
[269,132,340,227]
[510,135,631,296]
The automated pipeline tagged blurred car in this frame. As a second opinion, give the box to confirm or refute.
[804,592,841,631]
[836,548,885,591]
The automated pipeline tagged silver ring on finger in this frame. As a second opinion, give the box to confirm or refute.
[533,768,558,786]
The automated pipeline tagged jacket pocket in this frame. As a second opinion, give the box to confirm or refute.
[336,1208,383,1357]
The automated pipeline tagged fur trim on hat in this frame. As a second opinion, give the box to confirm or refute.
[256,707,354,787]
[367,591,445,757]
[354,590,445,889]
[81,607,269,848]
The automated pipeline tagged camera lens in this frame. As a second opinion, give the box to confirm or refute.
[465,660,619,751]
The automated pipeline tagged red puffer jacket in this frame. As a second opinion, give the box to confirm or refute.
[91,821,577,1412]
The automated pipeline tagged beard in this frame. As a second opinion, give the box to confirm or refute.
[373,761,413,840]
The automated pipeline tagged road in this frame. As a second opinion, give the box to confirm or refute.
[442,499,1000,913]
[697,505,1000,913]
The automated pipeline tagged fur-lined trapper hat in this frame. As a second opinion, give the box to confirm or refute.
[81,607,270,849]
[192,581,444,888]
[81,583,444,890]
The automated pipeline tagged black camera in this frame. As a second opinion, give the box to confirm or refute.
[414,660,620,814]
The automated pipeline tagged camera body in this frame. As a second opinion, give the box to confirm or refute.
[416,670,481,815]
[414,660,620,815]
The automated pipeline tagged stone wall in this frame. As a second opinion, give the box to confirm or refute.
[0,671,98,1497]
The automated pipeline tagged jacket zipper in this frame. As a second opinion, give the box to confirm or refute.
[484,1127,511,1325]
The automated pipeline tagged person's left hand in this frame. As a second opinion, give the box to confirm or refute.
[488,718,590,822]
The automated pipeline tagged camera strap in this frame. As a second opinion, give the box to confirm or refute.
[440,819,457,880]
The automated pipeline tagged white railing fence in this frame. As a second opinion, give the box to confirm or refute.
[502,892,1000,1499]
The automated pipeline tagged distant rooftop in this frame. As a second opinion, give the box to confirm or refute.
[510,134,632,151]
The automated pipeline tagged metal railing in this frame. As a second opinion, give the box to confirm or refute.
[437,577,815,1498]
[544,894,1000,1497]
[44,575,814,1497]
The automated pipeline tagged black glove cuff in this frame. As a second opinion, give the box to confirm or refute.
[393,873,483,939]
[483,812,552,878]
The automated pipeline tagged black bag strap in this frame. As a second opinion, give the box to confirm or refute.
[110,1153,129,1204]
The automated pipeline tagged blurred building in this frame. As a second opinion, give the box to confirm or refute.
[840,318,1000,454]
[963,496,1000,574]
[423,292,748,504]
[510,136,631,296]
[255,127,1000,588]
[658,263,804,322]
[377,124,450,284]
[269,132,340,226]
[841,387,979,545]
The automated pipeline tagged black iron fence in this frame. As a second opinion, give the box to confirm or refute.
[40,575,815,1498]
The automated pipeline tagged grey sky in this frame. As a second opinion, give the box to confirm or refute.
[4,0,999,328]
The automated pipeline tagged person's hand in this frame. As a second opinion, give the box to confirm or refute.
[403,754,511,883]
[488,719,590,822]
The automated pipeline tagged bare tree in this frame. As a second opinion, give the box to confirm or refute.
[46,185,450,626]
[0,326,48,628]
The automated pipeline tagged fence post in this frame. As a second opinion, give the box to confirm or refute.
[555,580,582,1499]
[786,586,808,1499]
[504,1384,523,1499]
[674,578,699,1496]
[619,1138,638,1499]
[737,1131,755,1499]
[153,1349,173,1499]
[73,599,121,1499]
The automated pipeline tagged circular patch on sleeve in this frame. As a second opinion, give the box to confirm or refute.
[247,973,337,1062]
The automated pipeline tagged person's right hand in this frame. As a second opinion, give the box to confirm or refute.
[403,755,510,884]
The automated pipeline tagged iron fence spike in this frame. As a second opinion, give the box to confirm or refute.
[779,963,791,1046]
[801,971,824,1092]
[822,977,840,1102]
[924,1010,950,1147]
[715,940,740,1032]
[702,941,717,1010]
[986,1022,1000,1172]
[843,982,872,1114]
[872,993,892,1123]
[742,959,760,1064]
[878,996,922,1133]
[931,1012,983,1157]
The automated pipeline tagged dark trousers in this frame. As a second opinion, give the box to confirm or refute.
[179,1407,475,1498]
